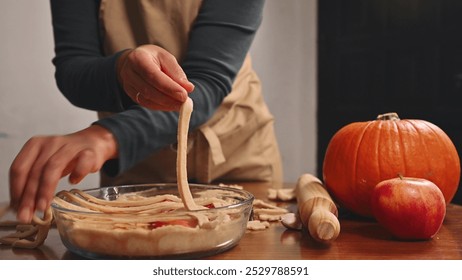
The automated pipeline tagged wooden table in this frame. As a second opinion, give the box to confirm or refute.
[1,182,461,260]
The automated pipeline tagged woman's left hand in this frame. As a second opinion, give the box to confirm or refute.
[9,125,118,223]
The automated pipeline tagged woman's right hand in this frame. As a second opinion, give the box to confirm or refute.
[9,125,118,223]
[117,45,195,111]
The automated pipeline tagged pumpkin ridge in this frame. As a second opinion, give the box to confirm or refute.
[420,120,454,152]
[419,120,461,202]
[376,120,383,184]
[354,121,375,210]
[396,119,407,178]
[406,120,431,179]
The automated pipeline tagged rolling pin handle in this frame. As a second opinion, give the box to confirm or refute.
[296,173,341,243]
[308,208,341,243]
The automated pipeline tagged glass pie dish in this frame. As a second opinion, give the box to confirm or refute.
[51,183,254,259]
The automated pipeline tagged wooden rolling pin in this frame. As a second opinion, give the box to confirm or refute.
[296,173,340,243]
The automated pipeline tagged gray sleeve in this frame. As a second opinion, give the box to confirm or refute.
[98,0,265,176]
[50,0,265,176]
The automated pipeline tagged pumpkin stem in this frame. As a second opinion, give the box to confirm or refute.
[377,112,400,121]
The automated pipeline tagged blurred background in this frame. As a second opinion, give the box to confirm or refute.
[0,1,316,199]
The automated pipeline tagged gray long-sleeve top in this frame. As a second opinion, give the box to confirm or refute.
[49,0,264,177]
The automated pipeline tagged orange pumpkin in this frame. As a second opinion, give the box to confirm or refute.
[323,112,460,217]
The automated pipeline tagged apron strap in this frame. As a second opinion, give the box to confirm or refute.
[200,126,226,166]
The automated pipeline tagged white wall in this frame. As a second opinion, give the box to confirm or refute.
[251,0,317,183]
[0,0,99,201]
[0,0,317,202]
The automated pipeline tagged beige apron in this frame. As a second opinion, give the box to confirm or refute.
[98,0,283,188]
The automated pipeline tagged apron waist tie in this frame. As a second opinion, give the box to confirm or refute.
[199,126,226,166]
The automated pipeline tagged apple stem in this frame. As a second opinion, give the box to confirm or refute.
[398,174,404,180]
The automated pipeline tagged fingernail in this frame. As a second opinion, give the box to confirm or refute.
[17,206,31,223]
[69,176,78,185]
[37,198,47,212]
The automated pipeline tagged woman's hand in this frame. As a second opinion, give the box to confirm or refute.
[9,125,118,223]
[117,45,195,111]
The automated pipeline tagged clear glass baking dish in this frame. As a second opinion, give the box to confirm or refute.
[51,183,254,259]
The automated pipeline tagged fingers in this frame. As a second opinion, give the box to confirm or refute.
[12,138,74,223]
[123,69,185,111]
[68,149,101,184]
[9,137,42,210]
[34,149,101,217]
[35,148,79,212]
[157,51,195,92]
[9,136,107,223]
[119,45,195,111]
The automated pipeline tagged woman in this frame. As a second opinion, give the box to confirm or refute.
[9,0,282,223]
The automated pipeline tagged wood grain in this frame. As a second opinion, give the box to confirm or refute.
[1,182,461,260]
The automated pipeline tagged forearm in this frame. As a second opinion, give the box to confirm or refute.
[54,52,129,111]
[96,83,231,177]
[50,0,131,112]
[96,106,177,176]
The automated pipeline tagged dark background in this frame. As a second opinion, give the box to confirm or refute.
[317,0,462,204]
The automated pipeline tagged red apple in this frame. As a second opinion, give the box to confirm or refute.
[371,176,446,240]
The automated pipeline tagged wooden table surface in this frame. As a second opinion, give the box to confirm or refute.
[1,182,461,260]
